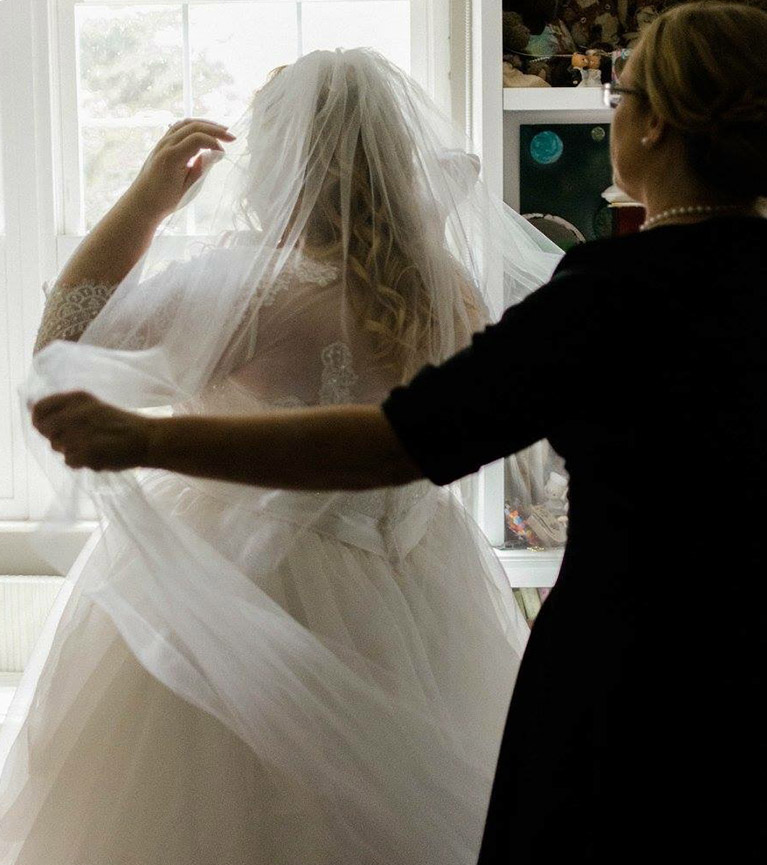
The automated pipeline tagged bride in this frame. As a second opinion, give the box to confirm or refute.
[1,49,560,864]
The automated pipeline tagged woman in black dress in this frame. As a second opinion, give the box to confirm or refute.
[33,2,767,862]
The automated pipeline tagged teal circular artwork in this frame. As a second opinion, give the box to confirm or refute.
[530,131,564,165]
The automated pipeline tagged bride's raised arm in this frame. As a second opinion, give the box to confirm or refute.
[34,120,235,353]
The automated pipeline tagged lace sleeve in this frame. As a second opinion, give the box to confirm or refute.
[33,280,117,354]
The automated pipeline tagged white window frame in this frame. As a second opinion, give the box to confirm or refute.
[0,0,59,525]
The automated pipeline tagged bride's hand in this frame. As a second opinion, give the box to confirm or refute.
[128,118,236,220]
[31,391,155,471]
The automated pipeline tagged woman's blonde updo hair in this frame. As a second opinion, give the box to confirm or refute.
[631,0,767,197]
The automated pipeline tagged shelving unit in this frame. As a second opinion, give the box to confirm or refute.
[469,4,615,589]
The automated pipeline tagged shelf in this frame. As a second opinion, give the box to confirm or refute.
[504,87,613,113]
[497,549,562,588]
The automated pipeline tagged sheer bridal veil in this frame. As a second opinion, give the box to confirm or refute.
[22,49,561,864]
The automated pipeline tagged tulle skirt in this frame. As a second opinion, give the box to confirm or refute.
[0,472,527,865]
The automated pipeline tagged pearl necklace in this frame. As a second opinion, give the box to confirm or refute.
[640,204,748,232]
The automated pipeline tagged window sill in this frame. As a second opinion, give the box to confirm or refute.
[1,520,563,587]
[0,521,96,575]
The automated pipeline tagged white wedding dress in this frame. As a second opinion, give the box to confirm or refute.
[0,251,530,865]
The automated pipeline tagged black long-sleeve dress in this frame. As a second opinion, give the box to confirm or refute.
[383,216,766,864]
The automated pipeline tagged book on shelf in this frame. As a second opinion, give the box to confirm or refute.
[513,586,553,626]
[513,587,543,626]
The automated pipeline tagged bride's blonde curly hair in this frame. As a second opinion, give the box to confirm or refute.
[262,61,470,382]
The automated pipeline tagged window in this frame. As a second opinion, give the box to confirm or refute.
[0,0,451,527]
[62,1,423,233]
[2,0,559,594]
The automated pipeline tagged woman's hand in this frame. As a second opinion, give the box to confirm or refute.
[31,391,156,472]
[127,118,236,221]
[49,119,235,294]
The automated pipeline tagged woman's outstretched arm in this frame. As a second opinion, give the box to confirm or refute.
[34,120,234,353]
[31,270,602,492]
[30,270,593,490]
[150,405,422,489]
[31,392,422,490]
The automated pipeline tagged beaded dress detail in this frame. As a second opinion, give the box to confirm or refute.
[319,342,358,405]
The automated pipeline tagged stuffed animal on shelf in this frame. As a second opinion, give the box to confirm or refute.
[572,51,601,85]
[503,9,553,86]
[559,0,621,49]
[621,0,665,46]
[503,0,616,87]
[503,10,532,54]
[503,0,561,35]
[526,18,577,56]
[503,0,578,86]
[619,1,760,49]
[504,56,552,87]
[572,47,613,84]
[503,0,693,87]
[502,0,701,87]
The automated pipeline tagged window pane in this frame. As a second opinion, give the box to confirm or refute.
[301,1,411,72]
[81,124,165,230]
[190,3,299,126]
[503,444,569,551]
[74,1,412,231]
[77,5,183,120]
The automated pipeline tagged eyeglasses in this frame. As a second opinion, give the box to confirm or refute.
[602,83,645,109]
